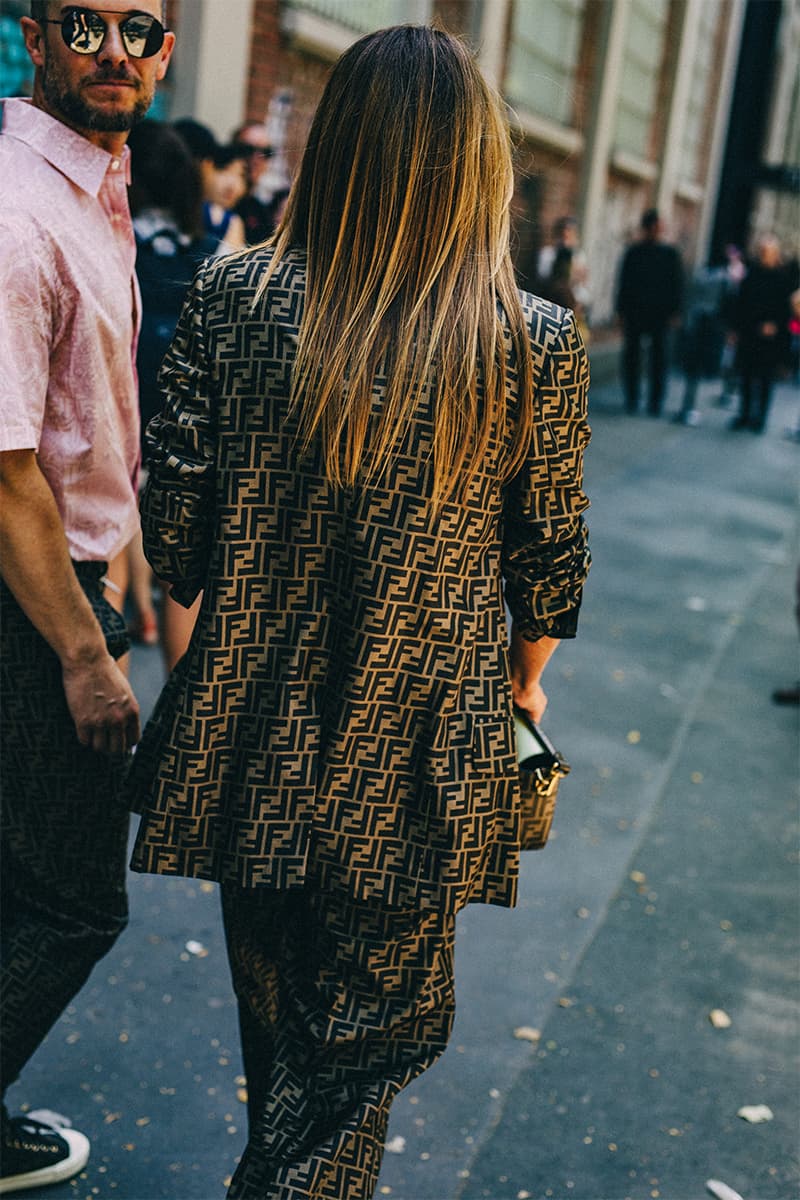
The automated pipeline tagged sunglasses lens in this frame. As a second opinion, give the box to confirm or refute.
[58,9,165,58]
[121,14,164,58]
[62,9,105,54]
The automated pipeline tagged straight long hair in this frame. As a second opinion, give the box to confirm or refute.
[258,25,534,507]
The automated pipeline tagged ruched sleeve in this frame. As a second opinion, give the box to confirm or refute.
[140,262,216,607]
[502,305,591,640]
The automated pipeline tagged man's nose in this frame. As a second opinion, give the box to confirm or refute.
[95,21,129,68]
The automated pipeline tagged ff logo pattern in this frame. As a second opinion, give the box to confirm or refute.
[127,247,590,913]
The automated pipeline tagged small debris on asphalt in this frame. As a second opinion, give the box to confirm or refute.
[384,1136,406,1154]
[513,1026,541,1043]
[709,1009,732,1028]
[737,1104,774,1123]
[706,1180,745,1200]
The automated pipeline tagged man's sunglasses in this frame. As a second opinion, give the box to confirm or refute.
[43,7,166,59]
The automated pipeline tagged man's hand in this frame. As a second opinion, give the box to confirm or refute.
[0,448,141,756]
[62,653,140,755]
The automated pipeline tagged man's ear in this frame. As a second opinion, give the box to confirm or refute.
[20,17,47,70]
[155,30,176,83]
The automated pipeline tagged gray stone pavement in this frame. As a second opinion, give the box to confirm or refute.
[6,373,799,1200]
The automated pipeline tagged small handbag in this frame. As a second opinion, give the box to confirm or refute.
[514,707,570,850]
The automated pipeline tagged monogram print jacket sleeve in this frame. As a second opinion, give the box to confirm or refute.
[502,301,591,642]
[140,265,216,608]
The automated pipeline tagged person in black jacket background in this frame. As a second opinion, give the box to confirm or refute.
[616,208,684,416]
[729,234,794,433]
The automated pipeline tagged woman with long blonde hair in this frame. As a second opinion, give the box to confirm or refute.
[128,25,590,1199]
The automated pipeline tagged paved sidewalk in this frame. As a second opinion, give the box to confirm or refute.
[7,375,799,1200]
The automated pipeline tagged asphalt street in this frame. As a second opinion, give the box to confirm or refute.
[6,371,799,1200]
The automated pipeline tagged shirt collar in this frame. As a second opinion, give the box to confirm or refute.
[1,97,130,195]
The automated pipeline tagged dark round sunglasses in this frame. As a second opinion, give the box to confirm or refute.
[44,7,166,59]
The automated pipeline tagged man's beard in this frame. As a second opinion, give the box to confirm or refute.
[42,58,153,132]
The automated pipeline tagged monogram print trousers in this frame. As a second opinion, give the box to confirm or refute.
[221,885,456,1199]
[0,578,130,1095]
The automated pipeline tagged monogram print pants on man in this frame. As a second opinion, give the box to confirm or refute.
[0,572,130,1095]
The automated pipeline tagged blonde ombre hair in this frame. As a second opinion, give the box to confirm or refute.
[259,25,533,507]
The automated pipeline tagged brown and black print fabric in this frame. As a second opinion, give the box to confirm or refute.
[221,885,455,1199]
[127,248,590,912]
[0,572,130,1090]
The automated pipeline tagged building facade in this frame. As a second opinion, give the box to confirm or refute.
[2,0,798,330]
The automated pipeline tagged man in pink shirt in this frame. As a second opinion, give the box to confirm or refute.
[0,3,174,1192]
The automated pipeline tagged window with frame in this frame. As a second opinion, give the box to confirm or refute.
[614,0,669,161]
[504,0,587,128]
[680,0,719,185]
[284,0,430,36]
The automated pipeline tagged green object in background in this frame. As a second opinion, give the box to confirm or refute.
[0,12,32,99]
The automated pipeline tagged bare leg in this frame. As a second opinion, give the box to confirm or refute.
[162,590,202,672]
[126,531,158,645]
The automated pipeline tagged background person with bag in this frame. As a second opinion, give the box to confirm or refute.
[126,25,590,1200]
[0,1,174,1193]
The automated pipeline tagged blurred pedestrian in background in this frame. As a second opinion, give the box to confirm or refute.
[537,215,591,321]
[616,207,684,416]
[729,233,794,433]
[716,243,747,407]
[126,24,590,1200]
[230,120,280,245]
[173,117,248,253]
[538,244,590,346]
[673,264,729,425]
[0,1,173,1192]
[126,118,217,663]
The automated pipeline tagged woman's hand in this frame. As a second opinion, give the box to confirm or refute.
[512,677,548,723]
[510,628,560,723]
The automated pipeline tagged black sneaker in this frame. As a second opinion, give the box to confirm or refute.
[0,1112,89,1194]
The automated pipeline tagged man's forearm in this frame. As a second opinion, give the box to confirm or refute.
[0,448,141,753]
[0,449,107,666]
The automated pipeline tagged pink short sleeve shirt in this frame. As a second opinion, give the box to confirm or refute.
[0,98,141,562]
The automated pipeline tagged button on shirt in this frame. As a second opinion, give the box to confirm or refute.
[0,99,141,562]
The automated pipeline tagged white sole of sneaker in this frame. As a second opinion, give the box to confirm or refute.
[0,1128,90,1194]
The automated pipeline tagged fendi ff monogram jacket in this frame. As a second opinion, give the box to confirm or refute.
[127,247,590,912]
